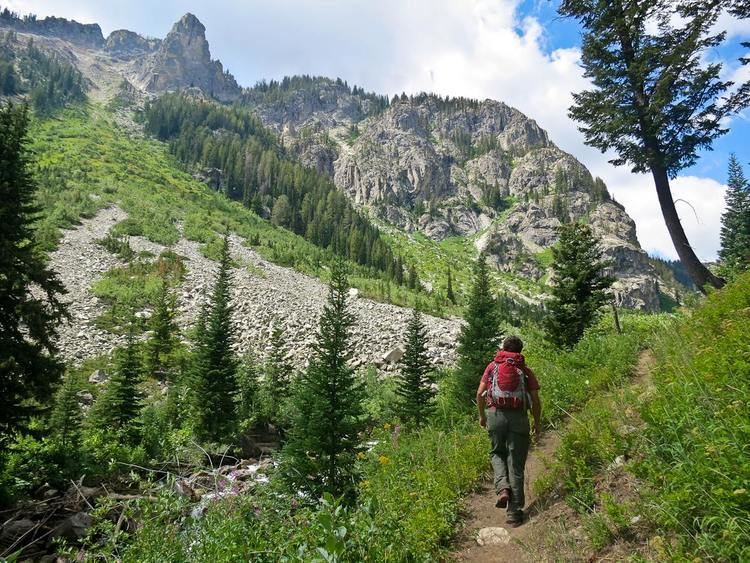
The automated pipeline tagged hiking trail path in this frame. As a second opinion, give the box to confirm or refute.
[451,350,656,563]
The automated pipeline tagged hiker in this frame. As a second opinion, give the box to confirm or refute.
[476,335,542,527]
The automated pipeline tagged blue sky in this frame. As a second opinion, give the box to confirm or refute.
[6,0,750,260]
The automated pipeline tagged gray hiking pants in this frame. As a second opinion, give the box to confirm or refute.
[487,407,530,518]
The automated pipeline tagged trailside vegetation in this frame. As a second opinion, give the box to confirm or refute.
[0,102,67,441]
[534,274,750,561]
[637,273,750,560]
[544,222,614,349]
[558,0,750,291]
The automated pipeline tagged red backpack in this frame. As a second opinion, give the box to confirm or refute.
[487,353,529,409]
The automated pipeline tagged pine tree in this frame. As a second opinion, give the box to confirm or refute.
[236,352,260,428]
[544,222,615,349]
[266,323,292,396]
[455,254,502,405]
[146,278,178,380]
[189,234,238,443]
[89,329,144,438]
[261,322,293,426]
[407,265,419,291]
[0,102,67,440]
[719,154,750,277]
[282,258,364,500]
[50,372,83,450]
[446,267,456,304]
[395,306,435,425]
[557,0,749,291]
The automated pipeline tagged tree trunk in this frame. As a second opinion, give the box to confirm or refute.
[651,165,725,292]
[611,301,622,334]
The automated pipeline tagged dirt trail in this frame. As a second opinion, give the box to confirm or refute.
[451,350,655,562]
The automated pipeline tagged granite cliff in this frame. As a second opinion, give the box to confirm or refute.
[241,79,660,309]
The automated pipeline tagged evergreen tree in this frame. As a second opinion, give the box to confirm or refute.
[395,306,435,425]
[236,352,260,428]
[455,254,502,405]
[544,222,615,349]
[189,234,238,443]
[282,258,364,500]
[50,372,83,450]
[719,154,750,277]
[89,329,144,437]
[407,265,419,291]
[266,322,292,396]
[446,267,456,304]
[142,93,403,283]
[0,102,67,440]
[558,0,750,291]
[146,278,178,380]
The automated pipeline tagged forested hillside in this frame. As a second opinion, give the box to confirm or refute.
[143,93,405,283]
[0,30,86,114]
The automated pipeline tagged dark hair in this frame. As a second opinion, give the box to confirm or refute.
[501,335,523,353]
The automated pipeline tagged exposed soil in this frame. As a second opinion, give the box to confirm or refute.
[452,429,562,563]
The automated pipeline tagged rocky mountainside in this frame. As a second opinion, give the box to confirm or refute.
[0,11,105,48]
[242,80,659,309]
[0,11,661,309]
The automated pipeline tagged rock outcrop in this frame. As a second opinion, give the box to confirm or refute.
[105,30,160,58]
[132,13,240,102]
[0,14,105,48]
[243,84,660,309]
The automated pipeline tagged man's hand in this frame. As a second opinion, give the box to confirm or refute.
[532,422,541,443]
[479,415,487,428]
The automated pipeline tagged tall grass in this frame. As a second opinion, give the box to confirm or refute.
[636,273,750,560]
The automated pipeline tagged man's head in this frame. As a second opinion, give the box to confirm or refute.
[501,335,524,353]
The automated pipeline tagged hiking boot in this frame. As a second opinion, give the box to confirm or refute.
[506,510,524,528]
[495,488,511,509]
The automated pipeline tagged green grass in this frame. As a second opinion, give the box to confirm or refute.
[533,275,750,561]
[635,274,750,561]
[91,250,184,333]
[536,247,554,268]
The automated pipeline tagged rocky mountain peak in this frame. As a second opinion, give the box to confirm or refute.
[171,13,206,37]
[132,13,240,102]
[105,29,160,58]
[242,80,660,309]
